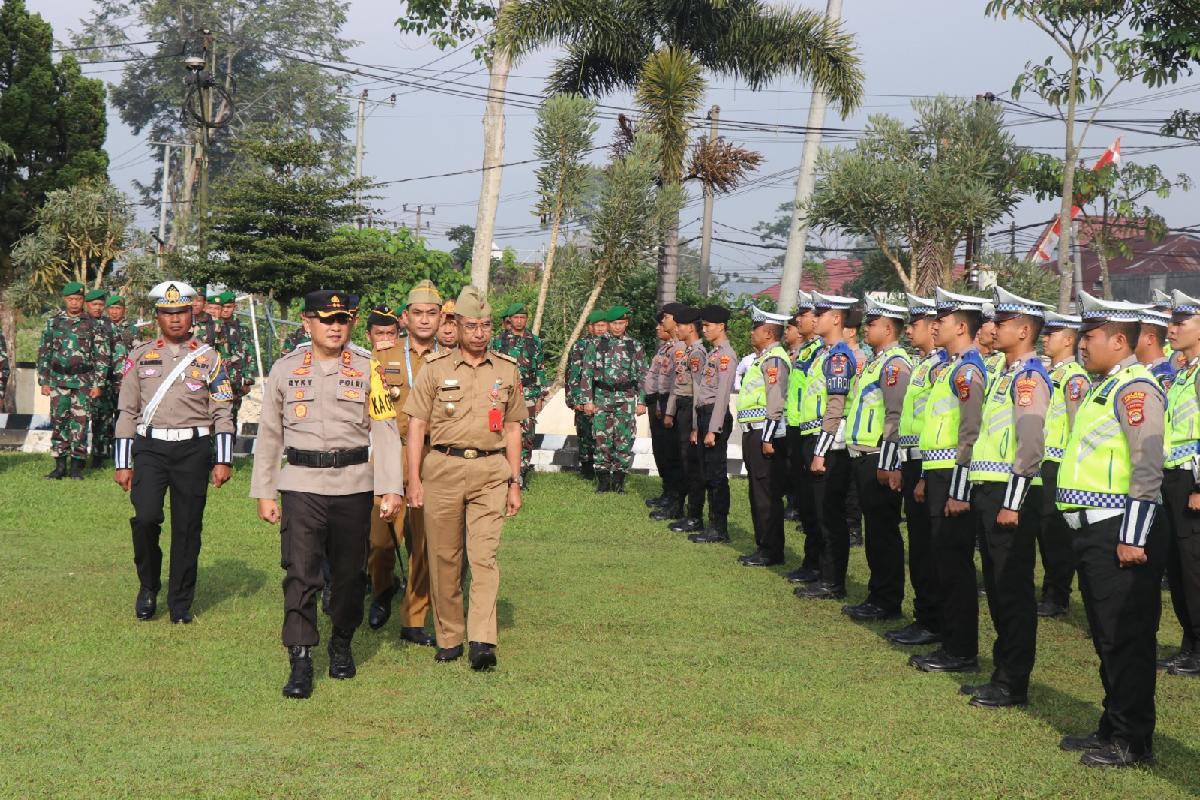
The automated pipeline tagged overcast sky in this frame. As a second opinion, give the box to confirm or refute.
[39,0,1200,290]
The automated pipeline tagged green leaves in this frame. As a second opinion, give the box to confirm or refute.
[533,94,599,219]
[634,47,705,185]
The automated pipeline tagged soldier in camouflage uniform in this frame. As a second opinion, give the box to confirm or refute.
[581,305,647,493]
[567,310,608,479]
[84,289,129,466]
[219,290,257,435]
[0,326,10,408]
[37,282,109,479]
[105,295,141,352]
[491,303,547,487]
[279,325,310,357]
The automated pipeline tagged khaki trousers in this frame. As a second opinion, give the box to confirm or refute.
[368,440,432,628]
[421,449,509,648]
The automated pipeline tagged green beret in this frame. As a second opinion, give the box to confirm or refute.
[105,295,125,308]
[586,309,606,324]
[219,290,236,304]
[206,291,222,303]
[503,303,526,318]
[84,288,106,302]
[62,281,85,297]
[606,305,630,322]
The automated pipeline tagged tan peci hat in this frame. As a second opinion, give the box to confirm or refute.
[454,285,491,319]
[406,279,442,308]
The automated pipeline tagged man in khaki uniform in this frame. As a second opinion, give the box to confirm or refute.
[405,285,526,671]
[366,281,443,646]
[113,281,236,625]
[251,289,404,700]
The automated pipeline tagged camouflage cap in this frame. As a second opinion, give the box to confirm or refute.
[406,279,442,308]
[84,288,106,302]
[454,285,490,319]
[62,281,85,297]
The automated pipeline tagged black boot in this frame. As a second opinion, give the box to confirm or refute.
[328,628,357,679]
[282,646,313,699]
[579,461,595,479]
[690,519,730,543]
[90,451,107,469]
[45,456,67,480]
[650,496,682,521]
[68,459,86,480]
[521,466,533,489]
[611,471,626,493]
[595,472,611,493]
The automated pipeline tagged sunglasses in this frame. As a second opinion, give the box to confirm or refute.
[312,313,352,325]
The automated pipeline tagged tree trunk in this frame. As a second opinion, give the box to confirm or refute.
[1056,53,1081,312]
[912,236,944,294]
[0,288,15,413]
[172,141,197,247]
[555,276,607,385]
[657,215,679,305]
[469,36,512,293]
[532,204,563,335]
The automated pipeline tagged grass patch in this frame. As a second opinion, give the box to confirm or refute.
[0,453,1196,798]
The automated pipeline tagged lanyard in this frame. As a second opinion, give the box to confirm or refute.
[404,338,440,386]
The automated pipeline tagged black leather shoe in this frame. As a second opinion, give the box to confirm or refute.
[650,504,682,521]
[68,458,86,480]
[1168,653,1200,676]
[958,682,990,697]
[579,463,595,480]
[328,628,356,679]
[45,456,67,480]
[1060,732,1108,752]
[1037,599,1068,618]
[1080,741,1153,768]
[796,582,846,599]
[785,567,821,584]
[968,683,1027,708]
[135,589,157,621]
[738,551,762,564]
[170,610,193,625]
[741,552,782,567]
[1157,649,1194,670]
[908,649,978,673]
[645,494,667,508]
[468,641,497,671]
[282,646,313,699]
[435,645,464,663]
[368,587,396,630]
[885,624,941,646]
[400,627,436,647]
[689,528,730,543]
[842,602,901,621]
[668,517,703,532]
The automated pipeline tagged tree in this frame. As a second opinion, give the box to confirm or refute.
[808,96,1022,293]
[949,251,1060,308]
[495,0,864,304]
[73,0,354,246]
[12,178,134,291]
[193,128,388,317]
[341,226,469,312]
[530,93,598,334]
[0,0,108,411]
[986,0,1196,310]
[446,224,476,269]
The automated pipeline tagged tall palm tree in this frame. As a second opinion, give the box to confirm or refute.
[496,0,864,303]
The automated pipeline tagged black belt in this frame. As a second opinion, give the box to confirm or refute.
[675,396,694,406]
[695,404,714,414]
[433,445,503,459]
[285,446,369,468]
[596,382,635,391]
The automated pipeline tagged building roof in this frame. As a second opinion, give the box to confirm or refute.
[1027,216,1200,289]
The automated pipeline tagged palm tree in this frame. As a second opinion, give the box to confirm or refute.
[495,0,864,303]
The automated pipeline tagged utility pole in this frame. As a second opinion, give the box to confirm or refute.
[1009,221,1016,259]
[776,0,842,314]
[150,141,183,268]
[338,88,396,227]
[1072,219,1084,302]
[699,105,720,296]
[403,204,437,240]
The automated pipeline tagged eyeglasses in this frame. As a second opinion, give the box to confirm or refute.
[460,321,493,333]
[312,313,351,325]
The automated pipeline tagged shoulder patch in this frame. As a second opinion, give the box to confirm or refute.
[1015,375,1037,407]
[425,350,451,363]
[955,366,976,401]
[491,350,518,365]
[1122,390,1146,426]
[1066,374,1088,402]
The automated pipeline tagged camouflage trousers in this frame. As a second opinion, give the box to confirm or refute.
[574,409,594,467]
[49,386,92,459]
[90,389,118,456]
[592,392,636,472]
[520,403,537,470]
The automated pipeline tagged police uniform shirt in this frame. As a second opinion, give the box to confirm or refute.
[404,349,528,450]
[813,340,858,457]
[1052,357,1091,429]
[758,345,790,441]
[996,356,1052,508]
[693,341,738,434]
[1111,355,1169,508]
[665,339,707,417]
[849,348,913,459]
[250,345,404,498]
[115,337,235,443]
[644,339,677,397]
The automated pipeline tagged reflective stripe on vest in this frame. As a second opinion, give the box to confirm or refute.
[899,350,943,449]
[736,345,789,424]
[797,345,831,433]
[845,346,910,448]
[1165,362,1200,468]
[785,339,821,427]
[918,352,984,470]
[969,363,1046,485]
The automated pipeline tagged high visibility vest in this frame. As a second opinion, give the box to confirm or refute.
[1165,360,1200,468]
[736,344,788,425]
[798,341,857,435]
[898,349,946,448]
[918,349,987,470]
[1056,362,1161,510]
[785,338,822,427]
[1044,360,1089,463]
[845,345,910,448]
[969,359,1050,484]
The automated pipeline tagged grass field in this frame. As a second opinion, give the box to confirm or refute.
[1,453,1197,799]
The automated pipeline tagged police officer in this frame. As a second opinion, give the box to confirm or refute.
[661,306,706,527]
[736,306,791,567]
[1153,289,1189,372]
[884,294,948,647]
[404,286,526,671]
[783,291,824,584]
[1159,289,1200,677]
[1056,291,1166,768]
[910,288,988,674]
[1038,311,1089,618]
[1137,306,1176,390]
[796,292,860,598]
[977,304,1006,379]
[644,305,685,506]
[688,305,737,544]
[962,287,1051,709]
[841,299,911,621]
[568,310,607,479]
[581,306,647,493]
[251,289,404,699]
[113,281,236,624]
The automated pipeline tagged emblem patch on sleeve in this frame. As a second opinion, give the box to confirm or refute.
[829,354,847,376]
[1066,375,1088,402]
[1015,376,1037,407]
[885,363,900,386]
[955,367,975,401]
[1122,391,1146,426]
[719,355,731,371]
[765,366,779,385]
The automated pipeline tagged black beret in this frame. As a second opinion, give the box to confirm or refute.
[700,304,730,324]
[661,302,687,318]
[843,306,863,329]
[367,304,398,327]
[673,305,700,324]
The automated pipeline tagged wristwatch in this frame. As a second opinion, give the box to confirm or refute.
[508,478,521,486]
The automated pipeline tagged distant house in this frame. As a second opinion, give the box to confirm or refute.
[755,257,864,301]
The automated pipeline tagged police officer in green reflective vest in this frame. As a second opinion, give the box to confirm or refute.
[735,306,791,567]
[783,291,824,583]
[1038,311,1090,618]
[1055,290,1166,768]
[964,287,1052,710]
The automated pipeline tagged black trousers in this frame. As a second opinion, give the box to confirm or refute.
[813,448,853,588]
[129,435,211,616]
[846,469,863,534]
[789,428,823,570]
[648,393,682,497]
[1037,460,1076,606]
[280,490,372,647]
[675,399,705,517]
[854,453,904,611]
[975,482,1040,695]
[695,405,732,522]
[1162,470,1200,652]
[743,428,786,562]
[925,468,978,659]
[1073,513,1165,754]
[902,459,941,632]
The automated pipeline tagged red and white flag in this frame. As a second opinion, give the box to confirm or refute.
[1031,137,1121,262]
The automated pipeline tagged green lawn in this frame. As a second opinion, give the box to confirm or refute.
[0,453,1197,799]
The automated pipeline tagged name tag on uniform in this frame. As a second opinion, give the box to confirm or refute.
[444,379,459,386]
